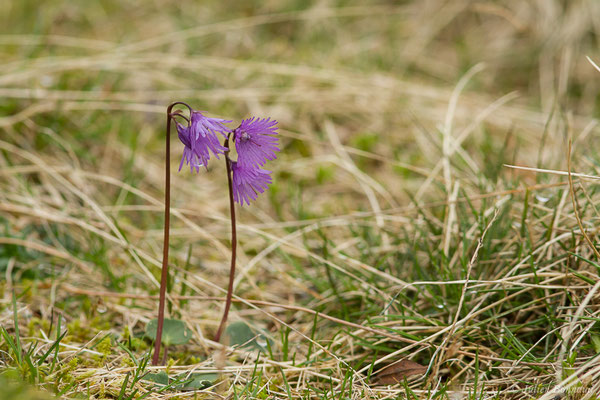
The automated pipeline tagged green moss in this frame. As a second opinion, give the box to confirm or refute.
[120,357,135,367]
[27,318,50,337]
[121,325,131,341]
[165,357,176,374]
[90,316,111,331]
[65,320,92,343]
[129,337,148,351]
[99,337,112,354]
[56,357,79,387]
[93,336,112,365]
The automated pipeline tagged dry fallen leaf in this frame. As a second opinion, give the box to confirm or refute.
[371,359,428,385]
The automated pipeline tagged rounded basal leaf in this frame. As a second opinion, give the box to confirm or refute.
[143,371,169,386]
[178,373,219,390]
[144,371,218,391]
[145,318,193,346]
[224,321,269,350]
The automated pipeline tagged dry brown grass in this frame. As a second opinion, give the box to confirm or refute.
[2,1,600,399]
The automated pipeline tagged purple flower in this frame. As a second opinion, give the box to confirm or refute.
[231,162,273,206]
[191,111,231,142]
[177,122,206,173]
[190,111,230,160]
[234,117,279,168]
[177,111,231,172]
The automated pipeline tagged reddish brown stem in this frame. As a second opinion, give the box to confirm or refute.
[214,138,237,343]
[152,101,191,366]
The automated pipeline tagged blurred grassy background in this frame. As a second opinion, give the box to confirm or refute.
[2,0,600,398]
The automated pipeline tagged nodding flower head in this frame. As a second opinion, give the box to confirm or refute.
[174,108,279,206]
[234,117,279,168]
[231,162,273,206]
[191,111,231,140]
[177,111,231,172]
[176,122,206,173]
[190,111,230,161]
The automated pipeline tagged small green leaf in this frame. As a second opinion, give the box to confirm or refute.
[143,371,169,386]
[177,373,219,390]
[145,319,193,346]
[224,321,268,350]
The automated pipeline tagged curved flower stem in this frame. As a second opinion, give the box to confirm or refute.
[170,111,190,124]
[214,136,237,343]
[152,101,191,366]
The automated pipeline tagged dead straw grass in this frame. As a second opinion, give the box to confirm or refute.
[2,1,600,398]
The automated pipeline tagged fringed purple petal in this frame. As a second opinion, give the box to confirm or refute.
[234,117,280,168]
[177,123,201,172]
[191,111,231,140]
[177,112,231,173]
[231,162,273,206]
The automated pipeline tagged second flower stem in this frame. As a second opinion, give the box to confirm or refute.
[214,140,237,343]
